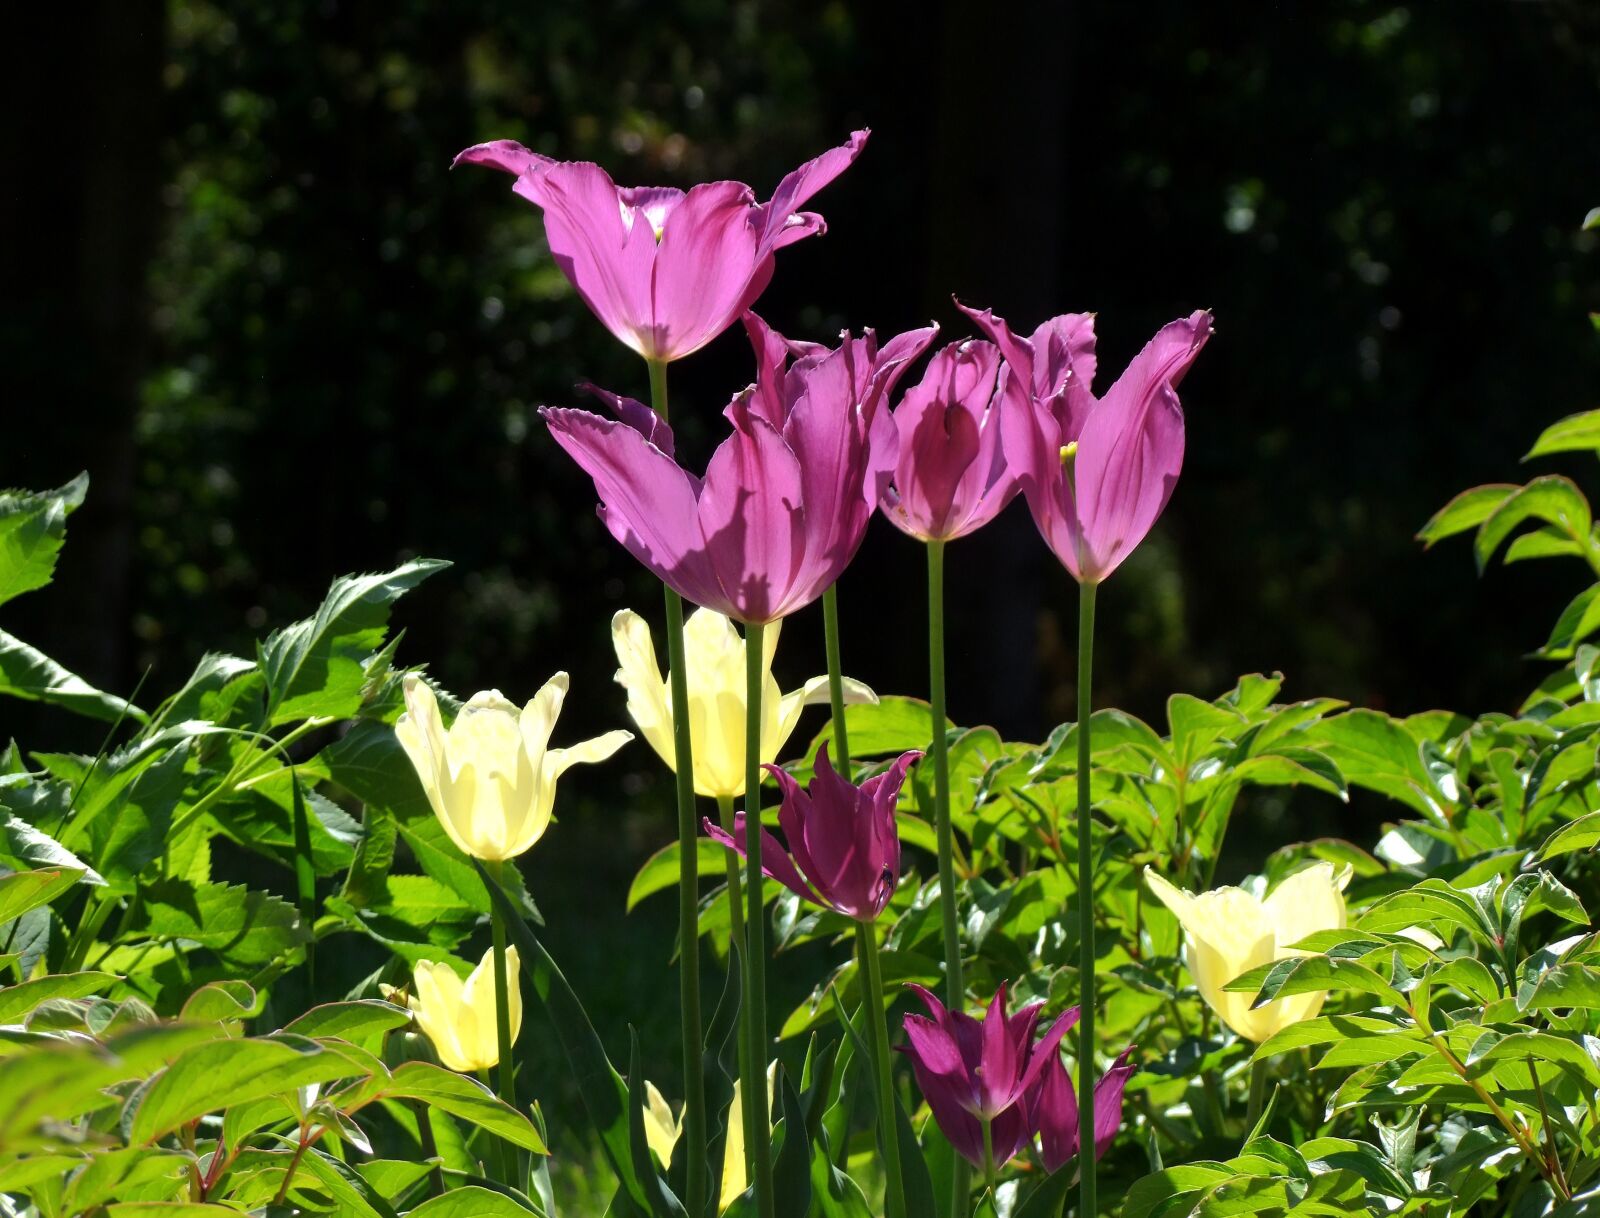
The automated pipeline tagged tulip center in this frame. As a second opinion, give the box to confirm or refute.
[1058,441,1078,466]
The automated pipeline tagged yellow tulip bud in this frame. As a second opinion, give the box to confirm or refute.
[406,948,523,1074]
[644,1061,776,1213]
[395,673,632,860]
[611,608,876,799]
[1144,863,1349,1043]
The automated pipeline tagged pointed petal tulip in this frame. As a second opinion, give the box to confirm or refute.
[881,339,1018,541]
[395,673,631,860]
[455,132,869,362]
[900,982,1081,1169]
[960,302,1212,583]
[612,606,874,799]
[544,317,936,624]
[1028,1046,1136,1173]
[642,1081,679,1166]
[704,745,920,920]
[1144,864,1349,1042]
[407,949,523,1074]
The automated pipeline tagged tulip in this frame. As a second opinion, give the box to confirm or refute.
[404,949,523,1074]
[643,1065,774,1212]
[960,302,1213,585]
[900,982,1078,1169]
[395,673,632,861]
[541,318,934,624]
[1027,1046,1136,1173]
[612,606,876,799]
[705,744,920,921]
[879,339,1019,541]
[453,132,869,363]
[1143,863,1350,1043]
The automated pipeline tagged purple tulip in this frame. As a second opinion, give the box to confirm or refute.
[879,339,1019,541]
[703,744,920,921]
[899,983,1078,1168]
[454,132,868,363]
[959,302,1213,584]
[541,319,933,625]
[1026,1045,1136,1173]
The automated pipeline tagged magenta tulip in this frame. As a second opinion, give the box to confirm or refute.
[879,339,1018,541]
[541,318,933,624]
[959,302,1213,583]
[1027,1045,1136,1173]
[900,983,1078,1168]
[704,744,920,921]
[454,132,868,363]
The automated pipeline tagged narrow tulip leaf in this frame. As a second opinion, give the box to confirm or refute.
[1415,483,1516,547]
[1526,409,1600,459]
[477,858,645,1209]
[0,867,83,926]
[807,1138,873,1218]
[771,1068,814,1218]
[1013,1169,1075,1218]
[625,1029,688,1218]
[258,559,449,725]
[0,472,87,607]
[0,628,147,724]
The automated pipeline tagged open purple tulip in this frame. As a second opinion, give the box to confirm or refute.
[541,318,933,624]
[454,132,868,363]
[900,983,1079,1168]
[1027,1045,1136,1173]
[703,744,920,921]
[879,339,1018,541]
[959,302,1213,584]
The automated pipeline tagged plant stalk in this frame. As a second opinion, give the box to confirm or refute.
[927,540,971,1213]
[650,356,709,1217]
[855,922,905,1218]
[743,619,775,1218]
[822,583,851,766]
[1245,1055,1270,1129]
[1076,579,1099,1218]
[485,858,518,1184]
[290,770,316,997]
[718,792,757,1181]
[981,1116,997,1200]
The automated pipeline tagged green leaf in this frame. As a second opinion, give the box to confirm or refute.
[1526,409,1600,459]
[1416,484,1516,546]
[151,652,256,729]
[1310,711,1451,822]
[105,1205,242,1217]
[0,809,103,884]
[1534,810,1600,862]
[1168,693,1244,768]
[1535,584,1600,658]
[0,866,83,925]
[179,980,256,1022]
[127,879,308,965]
[0,473,86,607]
[0,971,119,1022]
[128,1035,366,1143]
[296,1147,402,1218]
[258,559,449,724]
[1225,957,1406,1009]
[0,627,147,724]
[1475,475,1593,572]
[1519,963,1600,1012]
[282,999,410,1041]
[627,838,734,912]
[1465,1029,1600,1088]
[1121,1164,1234,1218]
[377,1062,547,1153]
[407,1186,543,1218]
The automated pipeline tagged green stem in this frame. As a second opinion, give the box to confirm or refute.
[1245,1055,1270,1130]
[486,858,518,1185]
[927,539,970,1213]
[651,356,708,1217]
[719,792,757,1183]
[290,770,316,997]
[822,584,851,766]
[1076,580,1099,1218]
[981,1116,997,1199]
[855,922,905,1218]
[415,1100,446,1197]
[743,620,775,1218]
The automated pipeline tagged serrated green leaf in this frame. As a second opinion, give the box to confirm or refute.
[0,867,83,925]
[259,559,449,724]
[0,627,147,724]
[127,879,307,965]
[0,473,87,608]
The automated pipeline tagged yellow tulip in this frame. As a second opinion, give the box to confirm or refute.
[396,672,632,860]
[404,948,523,1074]
[1144,863,1350,1043]
[612,607,875,800]
[643,1064,775,1212]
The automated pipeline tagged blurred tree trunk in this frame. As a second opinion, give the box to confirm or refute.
[927,0,1073,737]
[1,2,163,712]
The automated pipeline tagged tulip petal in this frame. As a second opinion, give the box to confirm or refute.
[612,610,676,772]
[452,139,554,180]
[548,730,633,776]
[1261,861,1348,951]
[1091,1046,1136,1162]
[755,129,869,253]
[1030,1050,1080,1174]
[648,181,764,361]
[703,814,826,910]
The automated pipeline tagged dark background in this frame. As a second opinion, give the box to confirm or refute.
[4,0,1600,1140]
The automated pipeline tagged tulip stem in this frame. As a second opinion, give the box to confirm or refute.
[980,1116,997,1198]
[485,858,518,1185]
[1245,1056,1270,1129]
[855,922,905,1218]
[1075,580,1099,1218]
[652,356,709,1218]
[822,584,851,767]
[718,792,758,1183]
[926,539,969,1211]
[743,619,775,1218]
